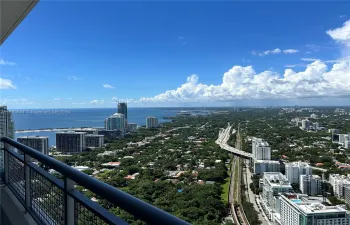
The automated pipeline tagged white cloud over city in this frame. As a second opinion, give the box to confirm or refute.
[0,78,16,89]
[0,59,16,66]
[68,76,81,80]
[103,84,115,89]
[90,100,105,104]
[252,48,299,56]
[0,98,34,105]
[140,20,350,104]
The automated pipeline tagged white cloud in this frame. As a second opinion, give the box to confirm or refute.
[327,20,350,46]
[72,102,87,105]
[0,59,15,66]
[139,58,350,103]
[301,58,320,62]
[0,98,34,105]
[54,98,61,100]
[90,100,105,104]
[263,48,281,55]
[283,49,299,54]
[0,78,16,89]
[68,76,81,80]
[285,65,297,68]
[253,48,299,56]
[305,44,320,52]
[103,84,115,89]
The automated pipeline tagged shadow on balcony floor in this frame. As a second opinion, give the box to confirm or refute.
[0,185,37,225]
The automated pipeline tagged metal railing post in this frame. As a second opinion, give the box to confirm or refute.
[24,153,32,211]
[4,143,9,184]
[64,177,75,225]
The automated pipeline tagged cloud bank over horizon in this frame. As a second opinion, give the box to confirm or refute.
[138,20,350,105]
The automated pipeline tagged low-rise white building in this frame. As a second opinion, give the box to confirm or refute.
[299,175,322,196]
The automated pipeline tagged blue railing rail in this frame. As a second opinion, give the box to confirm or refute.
[0,137,191,225]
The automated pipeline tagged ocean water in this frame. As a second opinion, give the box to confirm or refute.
[12,108,201,146]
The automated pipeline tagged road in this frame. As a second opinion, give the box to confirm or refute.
[217,124,269,225]
[216,124,253,158]
[245,160,270,225]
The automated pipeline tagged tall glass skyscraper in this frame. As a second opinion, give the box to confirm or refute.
[118,102,127,120]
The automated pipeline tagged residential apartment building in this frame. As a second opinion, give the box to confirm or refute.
[127,123,138,132]
[17,136,49,155]
[98,130,124,139]
[299,175,322,196]
[252,137,271,160]
[56,132,86,154]
[105,113,126,135]
[285,161,312,184]
[254,160,280,175]
[0,106,14,148]
[301,119,310,130]
[280,193,350,225]
[329,174,350,198]
[261,172,293,220]
[146,116,158,129]
[344,186,350,206]
[85,134,104,148]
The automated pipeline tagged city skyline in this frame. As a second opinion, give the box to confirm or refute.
[1,2,350,108]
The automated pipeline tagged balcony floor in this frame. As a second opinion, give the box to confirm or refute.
[0,185,37,225]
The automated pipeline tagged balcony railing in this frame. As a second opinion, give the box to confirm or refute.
[0,137,191,225]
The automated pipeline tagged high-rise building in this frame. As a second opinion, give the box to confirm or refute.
[117,102,127,120]
[299,175,322,196]
[0,106,14,148]
[252,137,271,160]
[56,132,86,154]
[85,134,104,148]
[261,172,293,220]
[105,113,126,132]
[285,162,312,184]
[146,116,158,129]
[17,136,49,155]
[280,193,350,225]
[301,119,310,130]
[313,122,319,130]
[329,174,350,198]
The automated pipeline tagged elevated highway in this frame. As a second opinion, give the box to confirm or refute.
[216,124,253,158]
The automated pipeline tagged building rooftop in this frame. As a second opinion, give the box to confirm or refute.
[286,161,310,168]
[17,136,48,139]
[281,194,348,214]
[85,134,104,137]
[256,160,280,164]
[56,131,86,134]
[263,172,291,187]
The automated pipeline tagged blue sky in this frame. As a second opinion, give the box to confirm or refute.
[1,1,350,108]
